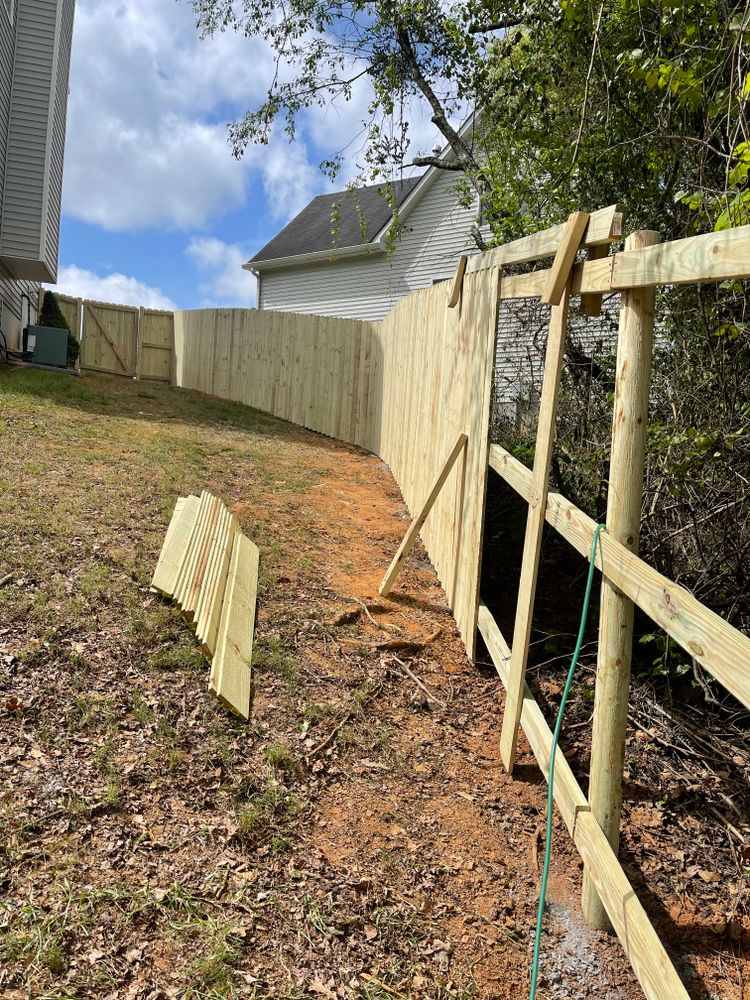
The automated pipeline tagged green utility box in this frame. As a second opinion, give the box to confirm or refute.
[29,326,68,367]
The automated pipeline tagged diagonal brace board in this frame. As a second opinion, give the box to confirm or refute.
[489,442,750,711]
[499,280,574,774]
[379,432,468,597]
[465,204,623,276]
[86,304,131,373]
[541,211,590,306]
[447,255,468,309]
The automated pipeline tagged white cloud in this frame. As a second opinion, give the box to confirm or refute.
[49,266,177,310]
[185,237,255,306]
[256,142,323,221]
[62,1,469,236]
[63,0,320,231]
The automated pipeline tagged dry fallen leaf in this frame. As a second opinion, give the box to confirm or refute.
[698,869,721,883]
[310,980,337,999]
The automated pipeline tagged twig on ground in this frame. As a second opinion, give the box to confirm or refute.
[307,680,384,757]
[390,655,447,708]
[630,716,701,758]
[308,715,351,757]
[376,638,425,653]
[360,975,408,998]
[349,595,393,633]
[705,804,744,842]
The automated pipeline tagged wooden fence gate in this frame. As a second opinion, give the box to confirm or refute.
[55,295,174,382]
[81,300,138,376]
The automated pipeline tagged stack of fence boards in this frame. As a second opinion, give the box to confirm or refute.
[150,491,259,719]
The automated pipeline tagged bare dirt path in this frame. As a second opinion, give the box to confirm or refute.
[0,369,744,999]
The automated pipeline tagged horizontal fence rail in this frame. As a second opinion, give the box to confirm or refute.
[480,217,750,996]
[489,444,750,711]
[477,602,690,1000]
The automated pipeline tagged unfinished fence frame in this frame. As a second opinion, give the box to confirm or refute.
[38,208,750,999]
[479,219,750,1000]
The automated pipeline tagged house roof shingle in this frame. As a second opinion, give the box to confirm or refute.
[249,176,422,265]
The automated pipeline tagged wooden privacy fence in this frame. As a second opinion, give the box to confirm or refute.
[52,210,750,999]
[173,277,499,656]
[55,294,175,381]
[171,211,622,653]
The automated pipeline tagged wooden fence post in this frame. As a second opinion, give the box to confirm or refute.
[135,306,145,380]
[582,229,662,930]
[169,312,177,386]
[76,298,83,343]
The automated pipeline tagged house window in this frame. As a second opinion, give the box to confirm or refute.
[3,0,13,22]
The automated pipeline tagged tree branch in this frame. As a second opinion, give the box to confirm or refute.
[394,21,480,174]
[469,17,528,34]
[470,224,488,251]
[411,156,465,170]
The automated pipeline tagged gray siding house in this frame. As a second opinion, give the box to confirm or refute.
[0,0,75,349]
[246,163,486,323]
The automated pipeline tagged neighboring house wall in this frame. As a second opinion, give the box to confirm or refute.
[0,3,13,221]
[0,0,74,350]
[1,0,75,282]
[493,296,621,417]
[258,170,484,322]
[0,3,33,349]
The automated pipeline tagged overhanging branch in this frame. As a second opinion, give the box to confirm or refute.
[412,156,466,170]
[469,16,528,33]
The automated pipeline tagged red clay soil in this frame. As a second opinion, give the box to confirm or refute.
[0,372,746,1000]
[296,449,747,1000]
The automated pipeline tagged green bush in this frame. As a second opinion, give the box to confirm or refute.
[39,289,79,367]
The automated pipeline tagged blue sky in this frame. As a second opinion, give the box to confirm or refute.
[51,0,438,310]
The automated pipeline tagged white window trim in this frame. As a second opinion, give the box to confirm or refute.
[3,0,13,24]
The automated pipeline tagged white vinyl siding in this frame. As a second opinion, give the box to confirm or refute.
[44,0,73,266]
[0,0,14,218]
[258,170,485,322]
[0,0,41,349]
[0,0,75,283]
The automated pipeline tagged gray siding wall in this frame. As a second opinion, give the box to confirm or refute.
[0,4,40,350]
[258,170,485,322]
[0,5,13,221]
[45,0,74,267]
[0,0,74,282]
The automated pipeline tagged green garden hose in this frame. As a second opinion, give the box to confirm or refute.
[529,523,605,1000]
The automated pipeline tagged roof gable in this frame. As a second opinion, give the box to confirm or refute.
[249,177,421,265]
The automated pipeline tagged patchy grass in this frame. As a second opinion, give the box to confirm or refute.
[253,636,299,691]
[0,368,663,1000]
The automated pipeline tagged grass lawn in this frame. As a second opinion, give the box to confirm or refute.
[0,367,744,1000]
